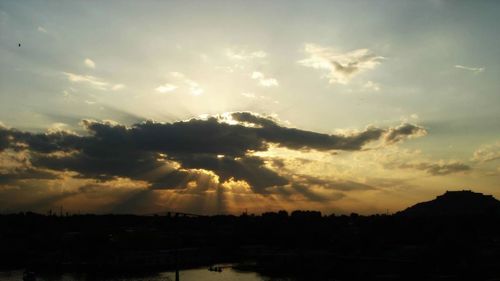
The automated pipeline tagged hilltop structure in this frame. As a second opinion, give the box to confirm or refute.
[399,190,500,216]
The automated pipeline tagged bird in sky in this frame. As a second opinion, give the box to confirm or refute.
[18,43,21,47]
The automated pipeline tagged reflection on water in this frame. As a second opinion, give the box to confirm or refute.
[0,265,292,281]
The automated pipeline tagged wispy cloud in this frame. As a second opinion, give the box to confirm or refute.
[251,71,279,87]
[155,83,177,93]
[399,161,471,176]
[37,26,47,33]
[376,147,471,176]
[454,64,484,74]
[84,58,96,69]
[62,72,124,91]
[363,81,380,92]
[299,43,383,85]
[63,72,107,90]
[215,48,268,74]
[226,48,267,61]
[472,142,500,163]
[168,72,204,96]
[241,93,279,104]
[241,92,256,98]
[112,84,125,91]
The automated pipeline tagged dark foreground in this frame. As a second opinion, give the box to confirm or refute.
[1,210,500,281]
[1,265,265,281]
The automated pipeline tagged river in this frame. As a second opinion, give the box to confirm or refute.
[0,265,292,281]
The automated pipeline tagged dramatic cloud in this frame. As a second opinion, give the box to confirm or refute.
[384,123,427,144]
[0,168,58,184]
[455,64,484,74]
[251,71,279,87]
[299,43,383,84]
[472,142,500,163]
[0,148,60,186]
[0,112,426,195]
[0,125,11,152]
[84,58,96,69]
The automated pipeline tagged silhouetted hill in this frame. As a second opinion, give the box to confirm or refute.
[399,190,500,216]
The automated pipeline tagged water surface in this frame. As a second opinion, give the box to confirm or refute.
[0,265,291,281]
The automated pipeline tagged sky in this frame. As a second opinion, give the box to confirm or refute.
[0,0,499,215]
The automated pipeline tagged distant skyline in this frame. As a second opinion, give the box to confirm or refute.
[0,0,499,214]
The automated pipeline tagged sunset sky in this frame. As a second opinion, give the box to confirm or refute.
[0,0,499,215]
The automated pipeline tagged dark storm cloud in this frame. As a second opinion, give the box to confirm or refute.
[148,169,202,190]
[232,112,387,151]
[0,126,81,153]
[231,112,279,128]
[0,128,10,151]
[0,112,426,193]
[0,168,58,184]
[384,123,426,144]
[126,118,267,156]
[172,154,288,193]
